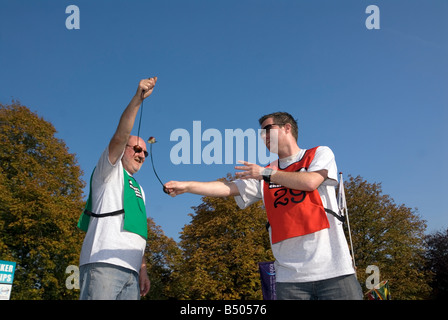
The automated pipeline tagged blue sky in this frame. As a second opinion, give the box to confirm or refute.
[1,0,447,241]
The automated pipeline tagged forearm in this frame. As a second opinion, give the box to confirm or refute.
[140,255,147,272]
[270,170,326,191]
[165,180,240,197]
[112,94,142,143]
[108,95,142,165]
[139,255,150,296]
[188,180,239,197]
[235,161,327,191]
[108,77,157,165]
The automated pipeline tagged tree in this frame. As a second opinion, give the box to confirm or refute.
[344,175,431,299]
[143,217,183,300]
[172,175,273,300]
[424,228,448,299]
[0,102,85,299]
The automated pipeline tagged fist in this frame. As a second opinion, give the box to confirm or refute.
[163,181,187,197]
[138,77,158,100]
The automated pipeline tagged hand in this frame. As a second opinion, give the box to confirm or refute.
[164,181,188,197]
[139,268,151,297]
[234,161,263,180]
[137,77,158,100]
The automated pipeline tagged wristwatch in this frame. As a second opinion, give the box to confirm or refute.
[262,168,274,183]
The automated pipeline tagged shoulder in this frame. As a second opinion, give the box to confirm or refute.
[93,147,124,183]
[307,146,337,170]
[310,146,338,184]
[314,146,335,159]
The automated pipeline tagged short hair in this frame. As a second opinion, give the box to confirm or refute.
[258,112,298,141]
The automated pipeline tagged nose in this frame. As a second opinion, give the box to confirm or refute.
[260,130,270,138]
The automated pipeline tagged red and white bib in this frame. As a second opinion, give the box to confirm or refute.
[263,147,330,244]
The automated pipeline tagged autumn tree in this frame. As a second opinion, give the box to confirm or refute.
[344,175,431,299]
[424,227,448,299]
[0,102,85,299]
[143,217,183,300]
[173,175,273,300]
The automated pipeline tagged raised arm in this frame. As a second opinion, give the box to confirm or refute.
[164,180,240,197]
[108,77,157,165]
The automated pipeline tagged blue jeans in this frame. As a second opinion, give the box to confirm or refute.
[79,262,140,300]
[276,274,363,300]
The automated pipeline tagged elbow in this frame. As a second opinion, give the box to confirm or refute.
[302,183,319,192]
[110,132,128,147]
[302,176,324,192]
[303,170,327,191]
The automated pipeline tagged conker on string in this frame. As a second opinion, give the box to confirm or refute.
[148,136,156,144]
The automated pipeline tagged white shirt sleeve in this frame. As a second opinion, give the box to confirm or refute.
[233,179,263,209]
[94,146,125,184]
[308,146,338,187]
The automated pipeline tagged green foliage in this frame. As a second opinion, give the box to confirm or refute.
[345,175,431,299]
[170,175,274,300]
[0,102,85,299]
[143,217,183,300]
[1,102,442,300]
[424,228,448,299]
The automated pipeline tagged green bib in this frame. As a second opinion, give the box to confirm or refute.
[77,168,148,239]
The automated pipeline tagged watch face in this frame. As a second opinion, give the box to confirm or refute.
[262,168,272,183]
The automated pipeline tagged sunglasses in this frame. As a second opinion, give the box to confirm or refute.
[260,123,282,136]
[127,145,149,157]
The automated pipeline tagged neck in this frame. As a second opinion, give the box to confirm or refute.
[277,143,300,159]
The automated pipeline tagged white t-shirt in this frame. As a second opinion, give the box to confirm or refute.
[79,147,147,273]
[234,146,355,282]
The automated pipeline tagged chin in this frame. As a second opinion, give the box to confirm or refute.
[125,165,140,175]
[266,144,279,155]
[132,166,142,174]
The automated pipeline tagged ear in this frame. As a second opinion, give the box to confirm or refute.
[284,123,292,134]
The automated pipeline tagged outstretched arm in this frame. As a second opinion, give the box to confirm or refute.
[164,180,240,197]
[235,160,326,191]
[108,77,157,165]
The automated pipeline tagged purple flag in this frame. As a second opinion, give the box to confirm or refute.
[258,261,276,300]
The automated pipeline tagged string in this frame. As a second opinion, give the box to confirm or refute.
[150,143,169,194]
[137,99,143,141]
[137,87,168,194]
[150,144,163,186]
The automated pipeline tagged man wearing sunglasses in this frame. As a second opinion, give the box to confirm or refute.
[77,77,157,300]
[164,112,362,300]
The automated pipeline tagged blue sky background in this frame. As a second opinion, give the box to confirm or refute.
[1,0,447,241]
